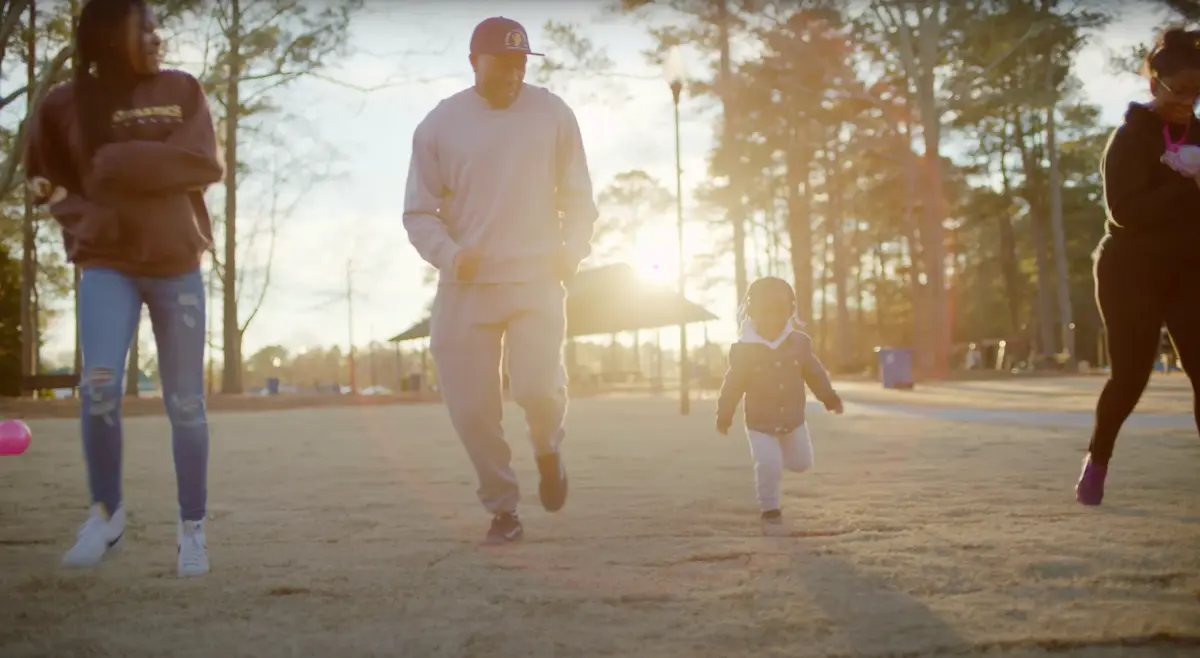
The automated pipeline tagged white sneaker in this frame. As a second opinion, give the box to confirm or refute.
[177,519,209,578]
[62,504,125,568]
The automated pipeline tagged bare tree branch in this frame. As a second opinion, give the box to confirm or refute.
[235,120,337,332]
[0,83,29,111]
[305,70,463,92]
[0,0,31,66]
[0,44,74,201]
[237,174,279,333]
[941,22,1045,113]
[239,70,305,107]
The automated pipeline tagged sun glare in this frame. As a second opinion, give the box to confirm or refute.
[634,257,674,286]
[630,225,677,287]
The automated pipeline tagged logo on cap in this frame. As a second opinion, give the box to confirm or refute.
[505,29,525,49]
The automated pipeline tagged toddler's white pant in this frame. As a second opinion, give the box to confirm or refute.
[746,425,814,511]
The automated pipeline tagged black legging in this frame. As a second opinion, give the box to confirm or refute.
[1090,241,1200,465]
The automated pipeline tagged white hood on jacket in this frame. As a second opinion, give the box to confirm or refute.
[738,318,795,350]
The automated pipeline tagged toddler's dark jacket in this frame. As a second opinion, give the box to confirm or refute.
[716,321,840,435]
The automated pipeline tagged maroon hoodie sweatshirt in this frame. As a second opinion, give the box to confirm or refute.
[24,69,223,277]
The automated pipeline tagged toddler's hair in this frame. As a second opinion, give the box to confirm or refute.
[736,276,805,330]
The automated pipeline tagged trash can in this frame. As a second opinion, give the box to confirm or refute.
[266,377,280,396]
[407,373,423,392]
[875,347,914,390]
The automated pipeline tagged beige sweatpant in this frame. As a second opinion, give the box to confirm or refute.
[429,280,568,515]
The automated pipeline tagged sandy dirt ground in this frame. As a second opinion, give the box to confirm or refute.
[0,390,432,420]
[1,374,1191,420]
[1,379,1198,657]
[836,374,1196,415]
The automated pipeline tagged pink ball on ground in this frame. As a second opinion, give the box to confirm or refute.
[0,419,32,456]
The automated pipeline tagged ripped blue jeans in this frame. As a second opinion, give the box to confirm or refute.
[78,267,208,521]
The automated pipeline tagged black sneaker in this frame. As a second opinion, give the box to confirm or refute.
[484,512,524,545]
[761,509,783,524]
[536,451,569,513]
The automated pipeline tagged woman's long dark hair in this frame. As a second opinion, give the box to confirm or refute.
[74,0,145,158]
[1143,26,1200,81]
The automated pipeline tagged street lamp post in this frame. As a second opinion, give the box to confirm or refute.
[665,46,689,416]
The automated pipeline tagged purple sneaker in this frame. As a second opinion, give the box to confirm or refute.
[1075,455,1107,506]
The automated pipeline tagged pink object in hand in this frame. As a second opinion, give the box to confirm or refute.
[0,419,32,456]
[1162,145,1200,176]
[1161,125,1200,176]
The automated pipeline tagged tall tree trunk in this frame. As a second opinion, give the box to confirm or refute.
[904,232,924,352]
[1031,213,1056,357]
[654,330,663,390]
[31,275,39,375]
[829,141,851,371]
[900,125,925,359]
[913,10,951,378]
[732,212,747,309]
[917,139,949,378]
[1046,71,1074,363]
[716,0,747,307]
[1014,109,1057,357]
[770,209,781,276]
[206,254,215,395]
[818,217,831,356]
[70,0,80,386]
[19,0,36,395]
[125,321,140,397]
[750,211,763,279]
[852,210,864,362]
[632,329,641,376]
[997,122,1022,335]
[222,0,243,394]
[73,267,81,381]
[787,126,813,324]
[874,241,886,342]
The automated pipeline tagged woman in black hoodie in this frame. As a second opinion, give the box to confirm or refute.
[1079,27,1200,505]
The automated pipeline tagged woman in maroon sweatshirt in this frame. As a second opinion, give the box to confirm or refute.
[1079,27,1200,506]
[24,0,223,576]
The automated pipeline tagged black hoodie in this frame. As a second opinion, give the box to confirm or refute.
[24,69,223,278]
[1101,103,1200,251]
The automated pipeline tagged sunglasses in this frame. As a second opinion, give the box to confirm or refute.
[1156,76,1200,100]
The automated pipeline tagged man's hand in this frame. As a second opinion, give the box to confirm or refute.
[553,246,579,281]
[453,246,484,282]
[825,395,844,415]
[716,420,730,435]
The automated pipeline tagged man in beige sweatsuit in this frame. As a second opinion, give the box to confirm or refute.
[402,16,599,545]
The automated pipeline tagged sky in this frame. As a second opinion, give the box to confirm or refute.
[36,0,1169,366]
